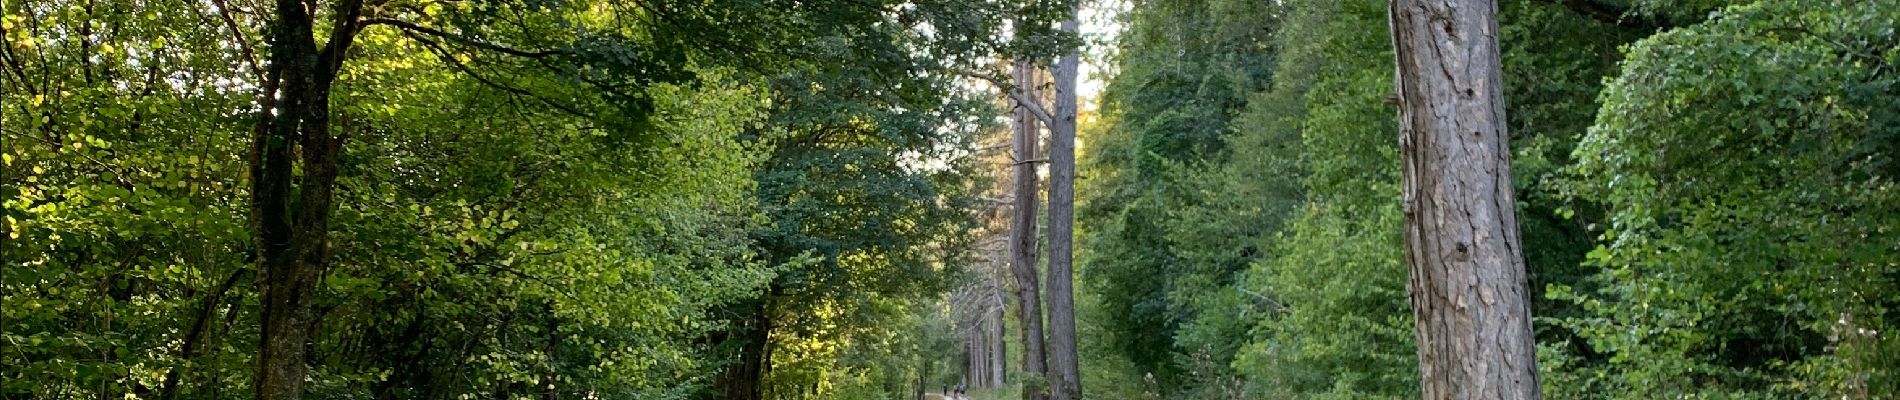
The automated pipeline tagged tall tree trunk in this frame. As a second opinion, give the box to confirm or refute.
[964,334,977,387]
[161,268,248,400]
[1387,0,1542,398]
[916,354,929,400]
[1042,11,1082,400]
[974,320,989,386]
[988,304,1007,387]
[714,300,772,400]
[252,0,363,399]
[1006,57,1049,400]
[541,305,560,400]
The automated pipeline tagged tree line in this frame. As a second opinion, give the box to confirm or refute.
[5,0,1896,398]
[1,0,1079,398]
[1078,0,1896,398]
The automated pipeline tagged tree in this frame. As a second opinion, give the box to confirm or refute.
[247,1,367,397]
[701,1,1026,397]
[1006,57,1051,400]
[1043,8,1083,400]
[1387,0,1542,398]
[0,0,1036,399]
[3,0,774,398]
[1076,0,1278,392]
[243,1,712,396]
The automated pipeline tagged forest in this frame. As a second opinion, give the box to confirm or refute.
[0,0,1894,399]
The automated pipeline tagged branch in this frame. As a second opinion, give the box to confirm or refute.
[316,0,367,79]
[958,69,1055,126]
[361,18,565,58]
[1236,287,1287,312]
[2,131,136,190]
[402,31,595,121]
[0,21,40,95]
[1535,0,1672,30]
[207,0,263,78]
[1012,158,1049,166]
[1764,26,1889,65]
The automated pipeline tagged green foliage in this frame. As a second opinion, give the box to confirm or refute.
[1078,0,1277,391]
[1223,1,1417,397]
[7,0,1896,397]
[1550,1,1899,397]
[1074,0,1900,398]
[4,0,268,394]
[1,0,1019,397]
[713,2,1022,398]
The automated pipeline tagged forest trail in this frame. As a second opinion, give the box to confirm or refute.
[9,0,1895,399]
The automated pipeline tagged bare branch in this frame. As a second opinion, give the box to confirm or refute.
[208,0,264,78]
[1012,158,1049,166]
[959,69,1056,126]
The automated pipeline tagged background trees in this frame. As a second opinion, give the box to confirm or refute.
[2,0,1060,398]
[1079,0,1895,398]
[5,0,1894,398]
[1549,2,1898,396]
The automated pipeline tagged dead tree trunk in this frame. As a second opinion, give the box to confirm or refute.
[1042,11,1082,400]
[1006,57,1049,400]
[1387,0,1542,398]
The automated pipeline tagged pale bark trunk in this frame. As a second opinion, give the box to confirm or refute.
[1042,12,1082,400]
[975,328,984,386]
[1007,57,1049,400]
[989,303,1007,387]
[971,322,987,386]
[1387,0,1542,398]
[981,322,992,385]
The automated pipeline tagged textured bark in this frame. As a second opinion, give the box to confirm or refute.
[1042,12,1082,400]
[1387,0,1542,398]
[1006,57,1050,400]
[251,0,363,399]
[714,301,772,400]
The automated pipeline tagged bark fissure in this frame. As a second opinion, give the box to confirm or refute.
[250,0,366,398]
[1006,57,1049,400]
[1043,11,1083,400]
[1388,0,1542,398]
